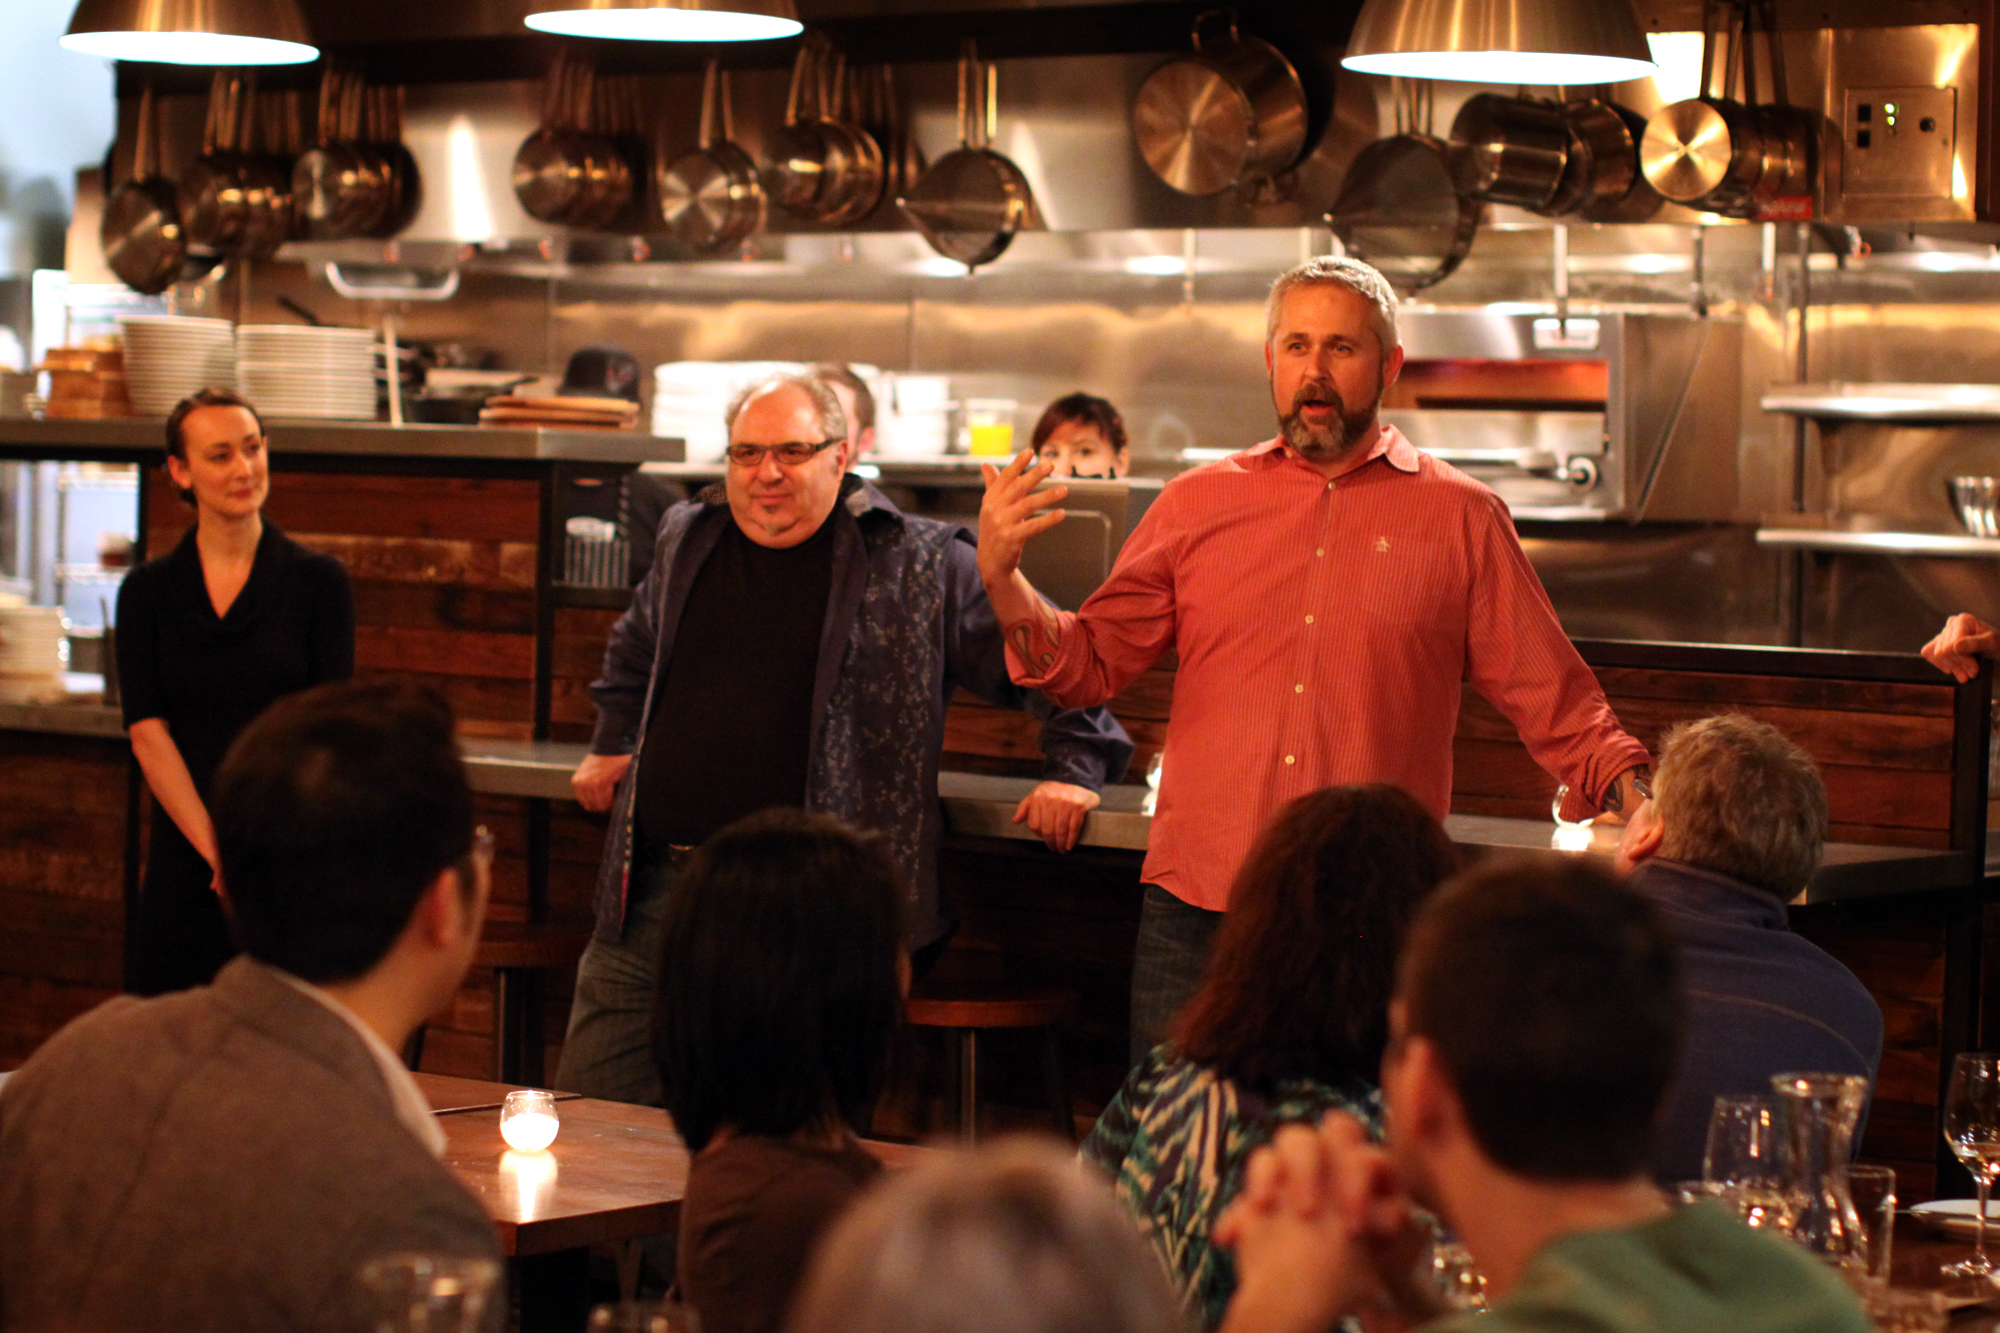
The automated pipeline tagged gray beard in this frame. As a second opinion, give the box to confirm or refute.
[1278,390,1378,461]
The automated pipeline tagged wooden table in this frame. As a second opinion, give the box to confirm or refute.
[414,1071,582,1115]
[1892,1216,2000,1329]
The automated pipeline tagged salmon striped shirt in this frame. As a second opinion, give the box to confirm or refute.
[1008,428,1650,912]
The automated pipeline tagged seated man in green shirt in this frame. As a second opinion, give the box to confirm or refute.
[1215,856,1871,1333]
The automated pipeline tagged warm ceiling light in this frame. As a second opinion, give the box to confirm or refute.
[525,0,801,42]
[1342,0,1656,85]
[61,0,318,64]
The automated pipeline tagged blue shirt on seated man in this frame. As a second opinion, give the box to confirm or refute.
[1614,713,1883,1184]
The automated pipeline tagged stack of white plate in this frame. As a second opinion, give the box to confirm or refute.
[653,361,805,462]
[875,373,955,458]
[0,602,67,704]
[119,316,235,417]
[237,325,378,420]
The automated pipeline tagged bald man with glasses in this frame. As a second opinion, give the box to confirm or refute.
[560,373,1131,1106]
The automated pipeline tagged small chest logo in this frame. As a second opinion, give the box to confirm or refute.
[1374,536,1390,553]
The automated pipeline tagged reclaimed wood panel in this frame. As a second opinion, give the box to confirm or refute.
[1591,666,1956,718]
[349,582,536,636]
[354,625,535,680]
[144,474,540,547]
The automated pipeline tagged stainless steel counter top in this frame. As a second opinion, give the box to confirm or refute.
[1762,383,2000,422]
[0,416,680,465]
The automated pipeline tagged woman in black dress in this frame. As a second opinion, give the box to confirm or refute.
[116,388,354,995]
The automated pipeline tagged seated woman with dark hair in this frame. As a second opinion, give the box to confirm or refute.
[1081,784,1457,1329]
[1032,392,1130,478]
[651,808,907,1333]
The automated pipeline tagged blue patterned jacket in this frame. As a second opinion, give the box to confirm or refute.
[587,476,1133,946]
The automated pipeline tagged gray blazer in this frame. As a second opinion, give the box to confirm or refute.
[0,957,501,1333]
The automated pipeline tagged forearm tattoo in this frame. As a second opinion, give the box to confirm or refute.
[1602,764,1653,814]
[1005,602,1065,673]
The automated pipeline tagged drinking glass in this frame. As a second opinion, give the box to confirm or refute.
[500,1089,560,1152]
[1428,1240,1486,1312]
[1942,1052,2000,1277]
[588,1300,700,1333]
[1847,1164,1897,1287]
[1702,1094,1791,1230]
[358,1253,501,1333]
[1864,1288,1948,1333]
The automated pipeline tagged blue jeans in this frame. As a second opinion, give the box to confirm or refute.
[1128,883,1224,1067]
[554,854,678,1105]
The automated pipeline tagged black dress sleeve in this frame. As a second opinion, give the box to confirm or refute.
[115,562,166,728]
[303,553,356,685]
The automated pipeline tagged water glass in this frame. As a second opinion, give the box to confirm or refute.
[1702,1094,1791,1230]
[500,1088,561,1152]
[1847,1164,1897,1287]
[358,1252,501,1333]
[588,1301,700,1333]
[1864,1288,1948,1333]
[1428,1240,1486,1312]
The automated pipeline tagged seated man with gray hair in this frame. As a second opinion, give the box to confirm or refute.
[1615,713,1882,1182]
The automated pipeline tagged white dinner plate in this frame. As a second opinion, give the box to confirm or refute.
[1911,1199,2000,1240]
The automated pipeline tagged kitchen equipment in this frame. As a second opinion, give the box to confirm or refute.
[1639,0,1815,219]
[479,394,641,429]
[1951,475,1999,537]
[1130,10,1307,198]
[235,323,377,420]
[767,38,885,226]
[1542,99,1640,218]
[658,60,763,253]
[514,50,592,226]
[561,346,642,402]
[367,85,423,239]
[181,71,251,253]
[237,85,297,258]
[101,82,188,296]
[1574,101,1661,223]
[1449,93,1569,210]
[814,49,887,225]
[1329,78,1476,292]
[899,41,1040,271]
[293,64,391,240]
[119,315,235,416]
[40,346,132,420]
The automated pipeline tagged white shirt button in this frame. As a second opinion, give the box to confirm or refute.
[1305,614,1315,624]
[1316,548,1324,557]
[1295,683,1304,693]
[1284,754,1295,764]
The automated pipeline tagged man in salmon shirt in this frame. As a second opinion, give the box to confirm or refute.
[978,255,1653,1062]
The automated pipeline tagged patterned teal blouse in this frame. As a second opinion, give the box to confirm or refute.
[1080,1046,1381,1330]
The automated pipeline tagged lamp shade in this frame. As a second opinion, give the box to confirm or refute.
[525,0,801,42]
[1341,0,1655,85]
[62,0,317,64]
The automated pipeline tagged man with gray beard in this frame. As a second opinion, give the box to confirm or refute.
[978,256,1651,1061]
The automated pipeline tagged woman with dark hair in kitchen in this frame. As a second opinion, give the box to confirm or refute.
[653,807,907,1333]
[1032,391,1131,478]
[1081,783,1458,1329]
[115,388,354,996]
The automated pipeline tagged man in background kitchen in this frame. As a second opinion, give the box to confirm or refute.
[815,362,877,465]
[565,373,1131,1105]
[979,255,1652,1061]
[1614,714,1880,1183]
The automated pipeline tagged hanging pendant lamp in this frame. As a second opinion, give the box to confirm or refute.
[1341,0,1655,85]
[61,0,318,64]
[525,0,802,42]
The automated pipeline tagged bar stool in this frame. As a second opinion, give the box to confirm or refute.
[904,982,1078,1143]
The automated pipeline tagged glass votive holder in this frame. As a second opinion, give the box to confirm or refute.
[500,1089,560,1151]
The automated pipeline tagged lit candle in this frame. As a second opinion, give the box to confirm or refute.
[500,1089,561,1151]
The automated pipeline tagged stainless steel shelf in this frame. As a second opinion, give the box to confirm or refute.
[0,416,679,465]
[1755,526,2000,557]
[1762,383,2000,422]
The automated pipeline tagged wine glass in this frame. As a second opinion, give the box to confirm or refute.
[1943,1052,2000,1276]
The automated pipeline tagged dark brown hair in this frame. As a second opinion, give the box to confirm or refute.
[1399,855,1683,1181]
[164,387,265,506]
[1173,784,1457,1092]
[1031,392,1128,455]
[650,809,905,1151]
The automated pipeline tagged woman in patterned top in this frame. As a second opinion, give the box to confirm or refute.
[1081,784,1457,1328]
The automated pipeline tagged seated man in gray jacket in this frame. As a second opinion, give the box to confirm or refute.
[1615,713,1883,1182]
[0,681,502,1333]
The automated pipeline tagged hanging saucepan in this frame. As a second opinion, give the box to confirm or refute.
[1537,99,1638,218]
[293,65,388,239]
[899,41,1040,270]
[1449,93,1570,211]
[1639,0,1812,218]
[566,66,635,231]
[236,80,295,258]
[1329,82,1477,293]
[813,48,887,226]
[1130,9,1307,198]
[181,71,251,252]
[765,38,848,218]
[515,51,592,225]
[335,73,396,236]
[367,85,424,238]
[658,60,763,253]
[101,81,187,296]
[1575,102,1662,223]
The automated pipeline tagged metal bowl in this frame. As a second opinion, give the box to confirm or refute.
[1950,475,1999,537]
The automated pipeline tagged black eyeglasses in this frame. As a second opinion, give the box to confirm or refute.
[725,439,842,468]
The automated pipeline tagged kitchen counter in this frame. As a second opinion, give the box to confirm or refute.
[449,739,1971,904]
[0,416,678,465]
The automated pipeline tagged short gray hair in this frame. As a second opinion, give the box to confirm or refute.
[724,373,847,441]
[1654,714,1828,899]
[1266,256,1400,355]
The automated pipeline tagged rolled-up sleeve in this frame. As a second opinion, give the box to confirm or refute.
[944,536,1133,788]
[1464,493,1650,817]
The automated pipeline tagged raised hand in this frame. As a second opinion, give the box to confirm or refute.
[977,450,1068,589]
